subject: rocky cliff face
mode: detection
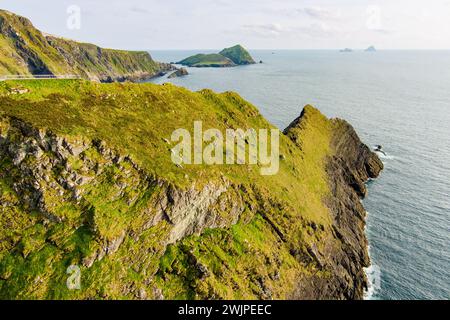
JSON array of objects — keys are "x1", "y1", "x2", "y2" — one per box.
[
  {"x1": 285, "y1": 107, "x2": 383, "y2": 299},
  {"x1": 0, "y1": 115, "x2": 247, "y2": 299},
  {"x1": 0, "y1": 81, "x2": 382, "y2": 299},
  {"x1": 0, "y1": 115, "x2": 241, "y2": 252},
  {"x1": 45, "y1": 36, "x2": 174, "y2": 83},
  {"x1": 167, "y1": 68, "x2": 189, "y2": 79},
  {"x1": 0, "y1": 10, "x2": 172, "y2": 81}
]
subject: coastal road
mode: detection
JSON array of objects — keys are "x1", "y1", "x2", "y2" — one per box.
[{"x1": 0, "y1": 75, "x2": 80, "y2": 81}]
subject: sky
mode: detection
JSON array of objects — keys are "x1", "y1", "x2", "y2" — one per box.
[{"x1": 1, "y1": 0, "x2": 450, "y2": 50}]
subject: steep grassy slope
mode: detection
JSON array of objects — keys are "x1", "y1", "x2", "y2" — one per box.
[
  {"x1": 0, "y1": 10, "x2": 70, "y2": 75},
  {"x1": 0, "y1": 10, "x2": 170, "y2": 82},
  {"x1": 0, "y1": 80, "x2": 382, "y2": 299}
]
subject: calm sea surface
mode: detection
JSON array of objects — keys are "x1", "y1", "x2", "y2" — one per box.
[{"x1": 147, "y1": 50, "x2": 450, "y2": 300}]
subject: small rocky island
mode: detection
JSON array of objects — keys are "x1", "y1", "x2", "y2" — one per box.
[
  {"x1": 340, "y1": 48, "x2": 353, "y2": 53},
  {"x1": 365, "y1": 46, "x2": 377, "y2": 52},
  {"x1": 168, "y1": 67, "x2": 189, "y2": 79},
  {"x1": 177, "y1": 44, "x2": 256, "y2": 67}
]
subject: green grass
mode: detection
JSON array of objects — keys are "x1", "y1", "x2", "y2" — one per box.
[
  {"x1": 0, "y1": 79, "x2": 337, "y2": 299},
  {"x1": 0, "y1": 80, "x2": 332, "y2": 220},
  {"x1": 178, "y1": 53, "x2": 236, "y2": 67},
  {"x1": 156, "y1": 214, "x2": 313, "y2": 299},
  {"x1": 46, "y1": 37, "x2": 161, "y2": 79},
  {"x1": 0, "y1": 36, "x2": 30, "y2": 75},
  {"x1": 0, "y1": 10, "x2": 163, "y2": 80},
  {"x1": 0, "y1": 10, "x2": 71, "y2": 75},
  {"x1": 178, "y1": 45, "x2": 256, "y2": 67},
  {"x1": 219, "y1": 45, "x2": 255, "y2": 65}
]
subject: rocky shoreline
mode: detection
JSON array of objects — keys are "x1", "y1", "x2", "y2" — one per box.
[
  {"x1": 284, "y1": 109, "x2": 383, "y2": 299},
  {"x1": 0, "y1": 10, "x2": 173, "y2": 83}
]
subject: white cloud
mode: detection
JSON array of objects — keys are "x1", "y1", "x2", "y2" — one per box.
[
  {"x1": 294, "y1": 22, "x2": 340, "y2": 38},
  {"x1": 0, "y1": 0, "x2": 449, "y2": 49},
  {"x1": 370, "y1": 28, "x2": 394, "y2": 35},
  {"x1": 241, "y1": 23, "x2": 285, "y2": 37},
  {"x1": 296, "y1": 6, "x2": 342, "y2": 20},
  {"x1": 130, "y1": 6, "x2": 151, "y2": 14}
]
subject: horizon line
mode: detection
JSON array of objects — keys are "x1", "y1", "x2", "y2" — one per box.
[{"x1": 146, "y1": 48, "x2": 450, "y2": 51}]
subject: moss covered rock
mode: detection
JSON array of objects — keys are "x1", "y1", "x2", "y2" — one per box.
[
  {"x1": 0, "y1": 80, "x2": 382, "y2": 299},
  {"x1": 0, "y1": 10, "x2": 172, "y2": 82}
]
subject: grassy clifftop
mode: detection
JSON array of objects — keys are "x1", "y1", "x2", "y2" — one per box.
[
  {"x1": 0, "y1": 10, "x2": 170, "y2": 82},
  {"x1": 219, "y1": 45, "x2": 256, "y2": 65},
  {"x1": 0, "y1": 80, "x2": 332, "y2": 221},
  {"x1": 0, "y1": 80, "x2": 382, "y2": 299}
]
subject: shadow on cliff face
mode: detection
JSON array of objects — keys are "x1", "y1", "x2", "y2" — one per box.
[{"x1": 287, "y1": 114, "x2": 383, "y2": 300}]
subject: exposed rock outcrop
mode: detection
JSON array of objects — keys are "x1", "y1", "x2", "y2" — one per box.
[
  {"x1": 285, "y1": 108, "x2": 383, "y2": 299},
  {"x1": 0, "y1": 80, "x2": 382, "y2": 300},
  {"x1": 0, "y1": 115, "x2": 246, "y2": 273},
  {"x1": 0, "y1": 10, "x2": 173, "y2": 82},
  {"x1": 167, "y1": 68, "x2": 189, "y2": 79}
]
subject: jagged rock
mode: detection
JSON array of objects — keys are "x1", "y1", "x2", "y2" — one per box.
[
  {"x1": 0, "y1": 115, "x2": 248, "y2": 272},
  {"x1": 156, "y1": 181, "x2": 245, "y2": 244},
  {"x1": 0, "y1": 9, "x2": 174, "y2": 82},
  {"x1": 137, "y1": 288, "x2": 148, "y2": 300},
  {"x1": 152, "y1": 287, "x2": 164, "y2": 300},
  {"x1": 9, "y1": 88, "x2": 29, "y2": 95},
  {"x1": 284, "y1": 107, "x2": 383, "y2": 299},
  {"x1": 0, "y1": 82, "x2": 382, "y2": 300},
  {"x1": 167, "y1": 68, "x2": 189, "y2": 79},
  {"x1": 196, "y1": 263, "x2": 210, "y2": 280}
]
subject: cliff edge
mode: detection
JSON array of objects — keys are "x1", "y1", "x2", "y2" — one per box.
[
  {"x1": 285, "y1": 106, "x2": 383, "y2": 299},
  {"x1": 0, "y1": 10, "x2": 172, "y2": 82}
]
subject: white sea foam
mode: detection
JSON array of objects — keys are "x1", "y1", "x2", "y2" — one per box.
[
  {"x1": 363, "y1": 211, "x2": 380, "y2": 300},
  {"x1": 374, "y1": 151, "x2": 396, "y2": 160},
  {"x1": 364, "y1": 265, "x2": 376, "y2": 300},
  {"x1": 364, "y1": 243, "x2": 381, "y2": 300}
]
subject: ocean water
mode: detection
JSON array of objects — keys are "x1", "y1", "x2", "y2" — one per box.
[{"x1": 147, "y1": 50, "x2": 450, "y2": 300}]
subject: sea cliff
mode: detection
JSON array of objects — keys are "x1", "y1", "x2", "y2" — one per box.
[
  {"x1": 0, "y1": 10, "x2": 172, "y2": 82},
  {"x1": 285, "y1": 108, "x2": 383, "y2": 298},
  {"x1": 0, "y1": 80, "x2": 382, "y2": 299}
]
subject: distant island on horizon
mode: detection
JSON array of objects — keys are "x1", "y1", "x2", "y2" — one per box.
[
  {"x1": 338, "y1": 46, "x2": 378, "y2": 53},
  {"x1": 177, "y1": 45, "x2": 256, "y2": 67}
]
